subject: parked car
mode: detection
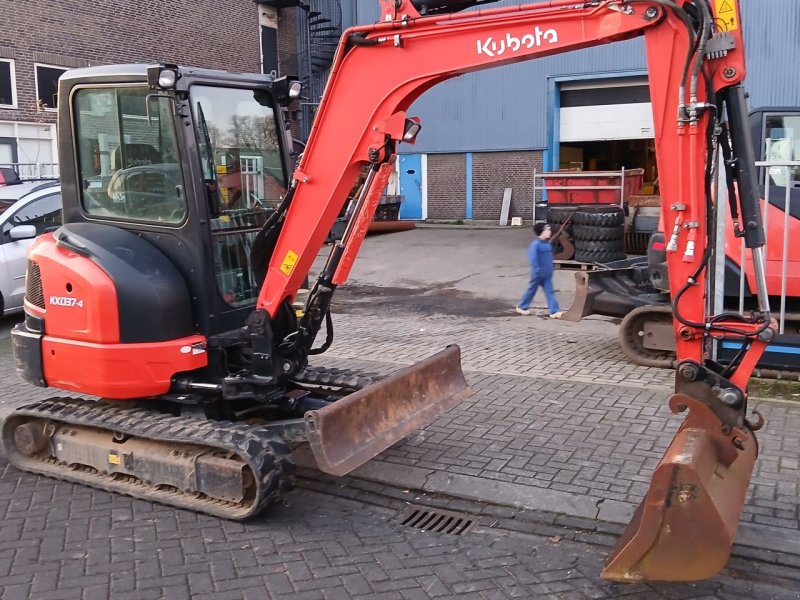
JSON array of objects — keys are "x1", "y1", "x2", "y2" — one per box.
[{"x1": 0, "y1": 180, "x2": 62, "y2": 315}]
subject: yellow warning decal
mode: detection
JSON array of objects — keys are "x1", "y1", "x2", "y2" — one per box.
[
  {"x1": 108, "y1": 453, "x2": 121, "y2": 465},
  {"x1": 280, "y1": 250, "x2": 299, "y2": 275},
  {"x1": 715, "y1": 0, "x2": 738, "y2": 31}
]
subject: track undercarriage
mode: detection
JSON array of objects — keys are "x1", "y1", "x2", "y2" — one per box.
[{"x1": 3, "y1": 351, "x2": 471, "y2": 520}]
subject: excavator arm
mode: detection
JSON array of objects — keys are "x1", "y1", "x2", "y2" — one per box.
[{"x1": 255, "y1": 0, "x2": 776, "y2": 582}]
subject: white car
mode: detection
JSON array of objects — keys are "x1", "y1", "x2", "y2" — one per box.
[{"x1": 0, "y1": 181, "x2": 62, "y2": 315}]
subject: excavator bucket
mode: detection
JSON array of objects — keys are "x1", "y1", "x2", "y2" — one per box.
[
  {"x1": 304, "y1": 345, "x2": 472, "y2": 476},
  {"x1": 562, "y1": 265, "x2": 661, "y2": 322},
  {"x1": 602, "y1": 394, "x2": 758, "y2": 582}
]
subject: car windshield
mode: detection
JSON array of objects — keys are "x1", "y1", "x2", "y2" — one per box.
[{"x1": 74, "y1": 86, "x2": 186, "y2": 224}]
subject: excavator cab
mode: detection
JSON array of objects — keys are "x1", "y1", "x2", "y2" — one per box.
[{"x1": 62, "y1": 65, "x2": 293, "y2": 336}]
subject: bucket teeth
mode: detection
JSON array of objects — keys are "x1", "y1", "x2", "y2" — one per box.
[{"x1": 602, "y1": 394, "x2": 758, "y2": 582}]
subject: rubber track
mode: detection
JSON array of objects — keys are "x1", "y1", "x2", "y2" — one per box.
[
  {"x1": 293, "y1": 365, "x2": 382, "y2": 391},
  {"x1": 2, "y1": 398, "x2": 294, "y2": 521}
]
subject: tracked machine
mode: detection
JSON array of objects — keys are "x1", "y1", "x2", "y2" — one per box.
[
  {"x1": 2, "y1": 0, "x2": 778, "y2": 583},
  {"x1": 563, "y1": 107, "x2": 800, "y2": 374}
]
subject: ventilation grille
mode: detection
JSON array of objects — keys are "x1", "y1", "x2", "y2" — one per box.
[
  {"x1": 397, "y1": 506, "x2": 475, "y2": 535},
  {"x1": 25, "y1": 261, "x2": 45, "y2": 309}
]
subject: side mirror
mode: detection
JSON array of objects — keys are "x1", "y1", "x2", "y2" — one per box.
[{"x1": 9, "y1": 225, "x2": 37, "y2": 240}]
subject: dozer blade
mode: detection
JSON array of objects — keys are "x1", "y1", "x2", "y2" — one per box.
[
  {"x1": 562, "y1": 263, "x2": 665, "y2": 323},
  {"x1": 602, "y1": 394, "x2": 758, "y2": 582},
  {"x1": 304, "y1": 345, "x2": 472, "y2": 476}
]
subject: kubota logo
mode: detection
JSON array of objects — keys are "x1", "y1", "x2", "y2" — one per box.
[
  {"x1": 50, "y1": 296, "x2": 84, "y2": 308},
  {"x1": 476, "y1": 27, "x2": 559, "y2": 57}
]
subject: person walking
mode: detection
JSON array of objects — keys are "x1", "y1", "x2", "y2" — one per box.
[{"x1": 516, "y1": 222, "x2": 564, "y2": 318}]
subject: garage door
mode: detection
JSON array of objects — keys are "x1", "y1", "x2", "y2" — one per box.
[{"x1": 559, "y1": 79, "x2": 654, "y2": 142}]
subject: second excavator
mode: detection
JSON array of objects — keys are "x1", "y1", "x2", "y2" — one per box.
[{"x1": 3, "y1": 0, "x2": 776, "y2": 583}]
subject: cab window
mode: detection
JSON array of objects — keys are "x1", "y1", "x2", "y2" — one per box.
[
  {"x1": 190, "y1": 85, "x2": 286, "y2": 306},
  {"x1": 74, "y1": 87, "x2": 186, "y2": 224},
  {"x1": 764, "y1": 114, "x2": 800, "y2": 189}
]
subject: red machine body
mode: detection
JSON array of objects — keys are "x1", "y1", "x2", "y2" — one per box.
[{"x1": 26, "y1": 234, "x2": 207, "y2": 398}]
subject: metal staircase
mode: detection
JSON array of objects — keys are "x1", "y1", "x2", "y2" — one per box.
[{"x1": 298, "y1": 0, "x2": 343, "y2": 139}]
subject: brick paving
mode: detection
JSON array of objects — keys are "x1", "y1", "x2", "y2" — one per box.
[
  {"x1": 1, "y1": 455, "x2": 799, "y2": 600},
  {"x1": 307, "y1": 312, "x2": 800, "y2": 537}
]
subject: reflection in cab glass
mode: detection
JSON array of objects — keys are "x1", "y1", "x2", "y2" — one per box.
[
  {"x1": 74, "y1": 87, "x2": 186, "y2": 224},
  {"x1": 190, "y1": 85, "x2": 287, "y2": 307},
  {"x1": 764, "y1": 115, "x2": 800, "y2": 190}
]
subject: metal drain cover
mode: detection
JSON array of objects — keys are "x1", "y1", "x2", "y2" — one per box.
[{"x1": 397, "y1": 506, "x2": 475, "y2": 535}]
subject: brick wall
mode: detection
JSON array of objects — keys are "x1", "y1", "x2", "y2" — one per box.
[
  {"x1": 471, "y1": 150, "x2": 542, "y2": 221},
  {"x1": 427, "y1": 153, "x2": 466, "y2": 219},
  {"x1": 278, "y1": 8, "x2": 299, "y2": 78},
  {"x1": 425, "y1": 150, "x2": 543, "y2": 221},
  {"x1": 0, "y1": 0, "x2": 261, "y2": 125}
]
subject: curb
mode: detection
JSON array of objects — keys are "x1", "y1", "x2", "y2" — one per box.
[{"x1": 293, "y1": 446, "x2": 800, "y2": 565}]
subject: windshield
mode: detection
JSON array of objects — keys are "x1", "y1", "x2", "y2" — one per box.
[
  {"x1": 764, "y1": 114, "x2": 800, "y2": 190},
  {"x1": 74, "y1": 87, "x2": 186, "y2": 223},
  {"x1": 190, "y1": 85, "x2": 286, "y2": 307},
  {"x1": 190, "y1": 85, "x2": 286, "y2": 214}
]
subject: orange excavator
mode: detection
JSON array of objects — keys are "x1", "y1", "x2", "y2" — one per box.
[{"x1": 2, "y1": 0, "x2": 774, "y2": 583}]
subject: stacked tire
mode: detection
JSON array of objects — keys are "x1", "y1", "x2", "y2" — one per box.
[
  {"x1": 572, "y1": 206, "x2": 626, "y2": 263},
  {"x1": 546, "y1": 206, "x2": 581, "y2": 260}
]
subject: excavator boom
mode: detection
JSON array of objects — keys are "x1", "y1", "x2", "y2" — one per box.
[{"x1": 256, "y1": 0, "x2": 774, "y2": 582}]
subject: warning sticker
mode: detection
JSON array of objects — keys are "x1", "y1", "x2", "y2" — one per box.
[
  {"x1": 108, "y1": 453, "x2": 121, "y2": 465},
  {"x1": 715, "y1": 0, "x2": 738, "y2": 31},
  {"x1": 280, "y1": 250, "x2": 299, "y2": 275}
]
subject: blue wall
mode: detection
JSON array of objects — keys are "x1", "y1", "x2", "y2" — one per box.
[{"x1": 340, "y1": 0, "x2": 800, "y2": 154}]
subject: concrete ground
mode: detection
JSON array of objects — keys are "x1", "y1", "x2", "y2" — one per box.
[{"x1": 1, "y1": 227, "x2": 800, "y2": 598}]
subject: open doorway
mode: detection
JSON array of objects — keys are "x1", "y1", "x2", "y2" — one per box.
[{"x1": 558, "y1": 138, "x2": 657, "y2": 194}]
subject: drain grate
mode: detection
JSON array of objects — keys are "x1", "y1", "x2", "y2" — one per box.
[{"x1": 397, "y1": 506, "x2": 475, "y2": 535}]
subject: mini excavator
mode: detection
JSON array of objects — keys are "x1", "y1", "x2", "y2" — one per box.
[{"x1": 4, "y1": 0, "x2": 775, "y2": 583}]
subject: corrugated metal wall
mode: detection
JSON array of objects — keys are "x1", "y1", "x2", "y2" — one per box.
[{"x1": 341, "y1": 0, "x2": 800, "y2": 153}]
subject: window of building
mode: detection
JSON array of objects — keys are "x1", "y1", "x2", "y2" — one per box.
[
  {"x1": 35, "y1": 64, "x2": 68, "y2": 111},
  {"x1": 0, "y1": 60, "x2": 15, "y2": 108}
]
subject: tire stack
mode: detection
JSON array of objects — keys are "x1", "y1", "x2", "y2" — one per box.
[
  {"x1": 572, "y1": 206, "x2": 626, "y2": 263},
  {"x1": 546, "y1": 206, "x2": 580, "y2": 260}
]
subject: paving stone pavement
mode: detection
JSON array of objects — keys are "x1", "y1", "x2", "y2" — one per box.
[
  {"x1": 1, "y1": 275, "x2": 800, "y2": 596},
  {"x1": 1, "y1": 454, "x2": 800, "y2": 600},
  {"x1": 318, "y1": 311, "x2": 676, "y2": 390},
  {"x1": 305, "y1": 312, "x2": 800, "y2": 539}
]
